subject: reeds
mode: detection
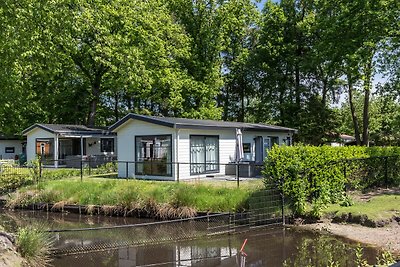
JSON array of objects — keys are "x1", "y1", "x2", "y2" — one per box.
[
  {"x1": 16, "y1": 226, "x2": 54, "y2": 267},
  {"x1": 6, "y1": 178, "x2": 257, "y2": 216}
]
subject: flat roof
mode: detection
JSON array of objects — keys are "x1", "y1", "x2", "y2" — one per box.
[
  {"x1": 110, "y1": 113, "x2": 298, "y2": 133},
  {"x1": 0, "y1": 133, "x2": 24, "y2": 140},
  {"x1": 22, "y1": 124, "x2": 116, "y2": 137}
]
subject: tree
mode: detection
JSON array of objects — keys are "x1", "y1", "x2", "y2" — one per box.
[
  {"x1": 316, "y1": 0, "x2": 399, "y2": 146},
  {"x1": 218, "y1": 0, "x2": 259, "y2": 122}
]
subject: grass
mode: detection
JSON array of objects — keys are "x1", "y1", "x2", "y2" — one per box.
[
  {"x1": 16, "y1": 226, "x2": 53, "y2": 267},
  {"x1": 7, "y1": 178, "x2": 264, "y2": 214},
  {"x1": 323, "y1": 194, "x2": 400, "y2": 221}
]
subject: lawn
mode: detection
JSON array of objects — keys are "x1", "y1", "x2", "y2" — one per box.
[{"x1": 323, "y1": 192, "x2": 400, "y2": 221}]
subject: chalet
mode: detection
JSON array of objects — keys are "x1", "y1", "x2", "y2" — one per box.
[
  {"x1": 109, "y1": 113, "x2": 297, "y2": 180},
  {"x1": 22, "y1": 124, "x2": 116, "y2": 167}
]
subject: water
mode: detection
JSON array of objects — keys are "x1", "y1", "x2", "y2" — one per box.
[{"x1": 0, "y1": 210, "x2": 382, "y2": 266}]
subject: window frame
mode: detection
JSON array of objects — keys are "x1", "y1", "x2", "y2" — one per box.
[
  {"x1": 100, "y1": 138, "x2": 115, "y2": 153},
  {"x1": 134, "y1": 134, "x2": 173, "y2": 177},
  {"x1": 189, "y1": 135, "x2": 220, "y2": 175},
  {"x1": 5, "y1": 147, "x2": 15, "y2": 153}
]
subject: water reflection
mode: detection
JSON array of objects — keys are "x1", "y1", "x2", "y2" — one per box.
[
  {"x1": 0, "y1": 210, "x2": 382, "y2": 267},
  {"x1": 51, "y1": 228, "x2": 380, "y2": 267}
]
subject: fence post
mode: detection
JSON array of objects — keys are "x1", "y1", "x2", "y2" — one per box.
[
  {"x1": 88, "y1": 157, "x2": 91, "y2": 176},
  {"x1": 281, "y1": 177, "x2": 285, "y2": 226},
  {"x1": 177, "y1": 162, "x2": 180, "y2": 183},
  {"x1": 80, "y1": 159, "x2": 83, "y2": 182},
  {"x1": 125, "y1": 162, "x2": 128, "y2": 179},
  {"x1": 384, "y1": 156, "x2": 388, "y2": 187},
  {"x1": 39, "y1": 157, "x2": 42, "y2": 181},
  {"x1": 236, "y1": 163, "x2": 239, "y2": 188}
]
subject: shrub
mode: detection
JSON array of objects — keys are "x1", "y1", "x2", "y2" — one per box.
[
  {"x1": 16, "y1": 226, "x2": 53, "y2": 267},
  {"x1": 263, "y1": 145, "x2": 400, "y2": 216}
]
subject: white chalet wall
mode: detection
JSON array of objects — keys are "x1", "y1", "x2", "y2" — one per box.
[
  {"x1": 115, "y1": 119, "x2": 175, "y2": 180},
  {"x1": 176, "y1": 128, "x2": 236, "y2": 180},
  {"x1": 26, "y1": 128, "x2": 55, "y2": 162},
  {"x1": 0, "y1": 140, "x2": 24, "y2": 160}
]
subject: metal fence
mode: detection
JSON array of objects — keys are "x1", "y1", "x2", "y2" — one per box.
[
  {"x1": 299, "y1": 155, "x2": 400, "y2": 189},
  {"x1": 47, "y1": 185, "x2": 284, "y2": 256},
  {"x1": 7, "y1": 158, "x2": 265, "y2": 187}
]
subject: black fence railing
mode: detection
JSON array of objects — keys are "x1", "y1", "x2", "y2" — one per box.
[
  {"x1": 116, "y1": 161, "x2": 265, "y2": 188},
  {"x1": 44, "y1": 184, "x2": 284, "y2": 256},
  {"x1": 3, "y1": 155, "x2": 400, "y2": 191},
  {"x1": 295, "y1": 155, "x2": 400, "y2": 190}
]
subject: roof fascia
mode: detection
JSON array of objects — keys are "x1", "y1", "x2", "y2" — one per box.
[
  {"x1": 109, "y1": 114, "x2": 175, "y2": 132},
  {"x1": 22, "y1": 124, "x2": 55, "y2": 135}
]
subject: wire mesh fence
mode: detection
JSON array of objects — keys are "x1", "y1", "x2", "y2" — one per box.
[{"x1": 47, "y1": 184, "x2": 284, "y2": 256}]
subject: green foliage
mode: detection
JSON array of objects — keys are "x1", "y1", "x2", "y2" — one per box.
[
  {"x1": 16, "y1": 226, "x2": 53, "y2": 267},
  {"x1": 0, "y1": 162, "x2": 33, "y2": 194},
  {"x1": 264, "y1": 145, "x2": 400, "y2": 216},
  {"x1": 89, "y1": 162, "x2": 118, "y2": 175},
  {"x1": 8, "y1": 178, "x2": 260, "y2": 213}
]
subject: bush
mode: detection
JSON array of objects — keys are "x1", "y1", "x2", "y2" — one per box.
[
  {"x1": 263, "y1": 145, "x2": 400, "y2": 216},
  {"x1": 16, "y1": 226, "x2": 53, "y2": 267}
]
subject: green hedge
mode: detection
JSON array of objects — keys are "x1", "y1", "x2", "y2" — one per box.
[{"x1": 263, "y1": 145, "x2": 400, "y2": 216}]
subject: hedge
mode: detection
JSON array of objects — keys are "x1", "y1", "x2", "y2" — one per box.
[{"x1": 263, "y1": 145, "x2": 400, "y2": 216}]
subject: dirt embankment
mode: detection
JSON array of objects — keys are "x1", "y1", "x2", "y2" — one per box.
[
  {"x1": 0, "y1": 232, "x2": 24, "y2": 267},
  {"x1": 298, "y1": 220, "x2": 400, "y2": 257}
]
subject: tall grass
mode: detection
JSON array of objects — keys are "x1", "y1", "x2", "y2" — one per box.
[
  {"x1": 16, "y1": 226, "x2": 53, "y2": 267},
  {"x1": 7, "y1": 178, "x2": 262, "y2": 215}
]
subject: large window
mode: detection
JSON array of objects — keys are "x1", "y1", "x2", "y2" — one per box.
[
  {"x1": 101, "y1": 138, "x2": 114, "y2": 153},
  {"x1": 135, "y1": 135, "x2": 172, "y2": 176},
  {"x1": 190, "y1": 135, "x2": 219, "y2": 175}
]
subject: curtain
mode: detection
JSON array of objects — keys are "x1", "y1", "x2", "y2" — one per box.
[
  {"x1": 205, "y1": 137, "x2": 218, "y2": 171},
  {"x1": 190, "y1": 136, "x2": 205, "y2": 174},
  {"x1": 190, "y1": 136, "x2": 218, "y2": 174}
]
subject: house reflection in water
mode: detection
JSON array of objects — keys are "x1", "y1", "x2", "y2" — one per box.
[{"x1": 117, "y1": 244, "x2": 238, "y2": 267}]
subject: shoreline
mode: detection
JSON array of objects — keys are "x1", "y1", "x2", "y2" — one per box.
[
  {"x1": 0, "y1": 232, "x2": 24, "y2": 266},
  {"x1": 297, "y1": 220, "x2": 400, "y2": 258}
]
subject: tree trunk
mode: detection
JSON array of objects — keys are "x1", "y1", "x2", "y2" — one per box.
[
  {"x1": 222, "y1": 85, "x2": 230, "y2": 121},
  {"x1": 295, "y1": 64, "x2": 301, "y2": 107},
  {"x1": 86, "y1": 74, "x2": 102, "y2": 127},
  {"x1": 114, "y1": 93, "x2": 119, "y2": 123},
  {"x1": 322, "y1": 77, "x2": 328, "y2": 107},
  {"x1": 239, "y1": 79, "x2": 245, "y2": 122},
  {"x1": 362, "y1": 59, "x2": 373, "y2": 146},
  {"x1": 347, "y1": 73, "x2": 361, "y2": 145}
]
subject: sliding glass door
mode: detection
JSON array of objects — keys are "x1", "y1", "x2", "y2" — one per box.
[{"x1": 190, "y1": 135, "x2": 219, "y2": 175}]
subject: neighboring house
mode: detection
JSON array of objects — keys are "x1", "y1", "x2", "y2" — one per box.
[
  {"x1": 109, "y1": 113, "x2": 297, "y2": 181},
  {"x1": 330, "y1": 134, "x2": 356, "y2": 147},
  {"x1": 0, "y1": 134, "x2": 26, "y2": 160},
  {"x1": 22, "y1": 124, "x2": 117, "y2": 167}
]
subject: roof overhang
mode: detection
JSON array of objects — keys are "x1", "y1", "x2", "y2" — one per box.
[
  {"x1": 110, "y1": 113, "x2": 298, "y2": 134},
  {"x1": 22, "y1": 124, "x2": 55, "y2": 135},
  {"x1": 22, "y1": 124, "x2": 116, "y2": 137},
  {"x1": 109, "y1": 114, "x2": 174, "y2": 132}
]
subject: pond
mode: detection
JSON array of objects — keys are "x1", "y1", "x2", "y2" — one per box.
[{"x1": 0, "y1": 210, "x2": 382, "y2": 266}]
